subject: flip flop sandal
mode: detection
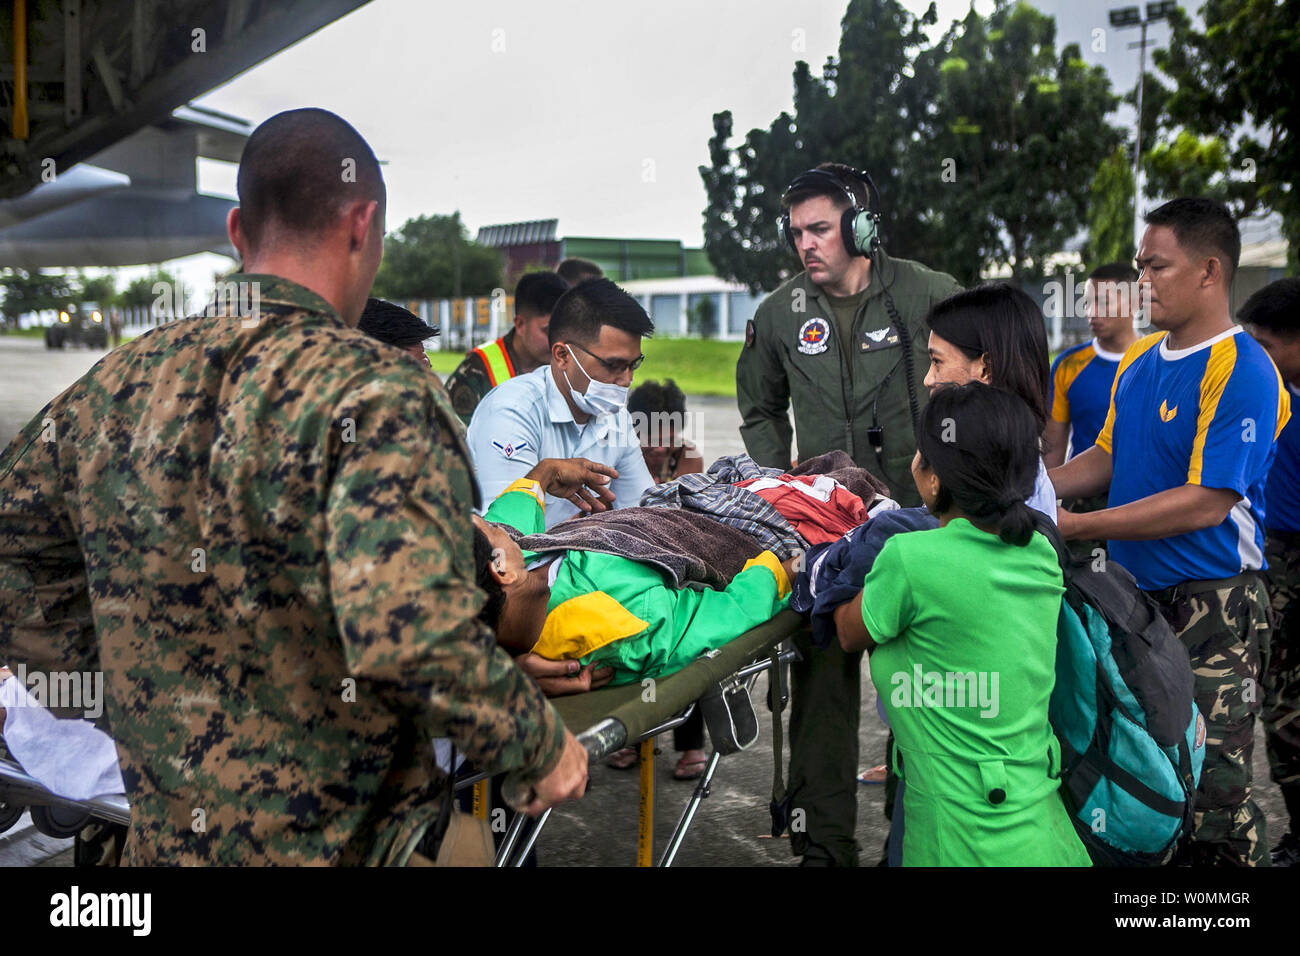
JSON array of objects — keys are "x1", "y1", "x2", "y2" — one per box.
[
  {"x1": 673, "y1": 756, "x2": 709, "y2": 780},
  {"x1": 605, "y1": 747, "x2": 639, "y2": 770}
]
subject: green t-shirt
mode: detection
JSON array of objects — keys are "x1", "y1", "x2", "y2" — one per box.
[
  {"x1": 824, "y1": 287, "x2": 868, "y2": 381},
  {"x1": 861, "y1": 518, "x2": 1090, "y2": 867}
]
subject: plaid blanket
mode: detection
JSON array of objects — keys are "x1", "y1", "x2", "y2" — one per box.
[{"x1": 638, "y1": 454, "x2": 807, "y2": 559}]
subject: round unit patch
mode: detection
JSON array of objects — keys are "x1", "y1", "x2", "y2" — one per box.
[{"x1": 797, "y1": 317, "x2": 830, "y2": 355}]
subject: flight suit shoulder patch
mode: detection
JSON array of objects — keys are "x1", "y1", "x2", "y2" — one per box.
[{"x1": 797, "y1": 317, "x2": 830, "y2": 355}]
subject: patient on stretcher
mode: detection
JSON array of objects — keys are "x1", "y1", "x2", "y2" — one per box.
[{"x1": 474, "y1": 478, "x2": 798, "y2": 690}]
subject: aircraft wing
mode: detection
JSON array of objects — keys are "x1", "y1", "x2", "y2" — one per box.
[{"x1": 1, "y1": 0, "x2": 373, "y2": 200}]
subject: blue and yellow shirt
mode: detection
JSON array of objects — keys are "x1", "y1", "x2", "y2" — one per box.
[
  {"x1": 1097, "y1": 327, "x2": 1291, "y2": 590},
  {"x1": 1049, "y1": 339, "x2": 1126, "y2": 457},
  {"x1": 1265, "y1": 382, "x2": 1300, "y2": 534},
  {"x1": 483, "y1": 480, "x2": 790, "y2": 685}
]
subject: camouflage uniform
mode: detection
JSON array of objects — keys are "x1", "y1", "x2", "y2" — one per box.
[
  {"x1": 1153, "y1": 576, "x2": 1272, "y2": 866},
  {"x1": 444, "y1": 329, "x2": 524, "y2": 425},
  {"x1": 0, "y1": 274, "x2": 566, "y2": 866},
  {"x1": 1264, "y1": 531, "x2": 1300, "y2": 826}
]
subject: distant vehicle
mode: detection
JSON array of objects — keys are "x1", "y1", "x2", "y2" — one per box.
[{"x1": 44, "y1": 302, "x2": 108, "y2": 350}]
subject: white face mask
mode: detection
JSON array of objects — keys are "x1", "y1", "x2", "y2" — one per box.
[{"x1": 562, "y1": 344, "x2": 629, "y2": 417}]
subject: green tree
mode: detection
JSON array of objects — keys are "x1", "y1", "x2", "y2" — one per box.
[
  {"x1": 119, "y1": 270, "x2": 180, "y2": 312},
  {"x1": 924, "y1": 2, "x2": 1123, "y2": 282},
  {"x1": 0, "y1": 269, "x2": 77, "y2": 326},
  {"x1": 700, "y1": 0, "x2": 940, "y2": 292},
  {"x1": 699, "y1": 0, "x2": 1123, "y2": 290},
  {"x1": 77, "y1": 272, "x2": 118, "y2": 306},
  {"x1": 1085, "y1": 146, "x2": 1136, "y2": 268},
  {"x1": 688, "y1": 296, "x2": 718, "y2": 338},
  {"x1": 371, "y1": 213, "x2": 503, "y2": 300},
  {"x1": 1145, "y1": 0, "x2": 1300, "y2": 269}
]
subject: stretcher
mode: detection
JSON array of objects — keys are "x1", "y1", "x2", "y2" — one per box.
[{"x1": 0, "y1": 609, "x2": 804, "y2": 866}]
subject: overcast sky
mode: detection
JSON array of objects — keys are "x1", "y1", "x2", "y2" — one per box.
[
  {"x1": 190, "y1": 0, "x2": 1170, "y2": 245},
  {"x1": 149, "y1": 0, "x2": 1174, "y2": 291}
]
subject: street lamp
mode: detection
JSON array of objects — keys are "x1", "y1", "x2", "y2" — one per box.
[{"x1": 1110, "y1": 2, "x2": 1177, "y2": 250}]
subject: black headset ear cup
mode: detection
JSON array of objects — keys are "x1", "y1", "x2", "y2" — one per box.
[{"x1": 780, "y1": 211, "x2": 797, "y2": 254}]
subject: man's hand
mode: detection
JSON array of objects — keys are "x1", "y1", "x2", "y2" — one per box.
[
  {"x1": 521, "y1": 728, "x2": 589, "y2": 816},
  {"x1": 527, "y1": 458, "x2": 619, "y2": 512},
  {"x1": 515, "y1": 653, "x2": 615, "y2": 696},
  {"x1": 1058, "y1": 483, "x2": 1238, "y2": 542}
]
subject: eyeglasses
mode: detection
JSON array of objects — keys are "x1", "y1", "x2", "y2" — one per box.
[{"x1": 567, "y1": 341, "x2": 645, "y2": 376}]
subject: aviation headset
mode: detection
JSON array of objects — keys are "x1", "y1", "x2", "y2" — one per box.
[{"x1": 778, "y1": 167, "x2": 882, "y2": 258}]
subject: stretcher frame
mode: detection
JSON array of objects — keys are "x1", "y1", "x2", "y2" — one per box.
[
  {"x1": 0, "y1": 609, "x2": 804, "y2": 866},
  {"x1": 489, "y1": 608, "x2": 803, "y2": 866}
]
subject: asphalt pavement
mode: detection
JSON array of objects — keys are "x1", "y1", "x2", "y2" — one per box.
[{"x1": 0, "y1": 336, "x2": 110, "y2": 449}]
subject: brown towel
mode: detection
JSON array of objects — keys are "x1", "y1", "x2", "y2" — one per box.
[{"x1": 503, "y1": 507, "x2": 765, "y2": 590}]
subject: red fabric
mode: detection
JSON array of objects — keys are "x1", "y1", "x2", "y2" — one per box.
[{"x1": 735, "y1": 474, "x2": 868, "y2": 544}]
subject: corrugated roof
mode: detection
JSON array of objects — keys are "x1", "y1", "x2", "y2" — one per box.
[{"x1": 475, "y1": 219, "x2": 558, "y2": 247}]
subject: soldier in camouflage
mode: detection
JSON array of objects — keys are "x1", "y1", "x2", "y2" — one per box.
[
  {"x1": 0, "y1": 108, "x2": 588, "y2": 865},
  {"x1": 737, "y1": 163, "x2": 959, "y2": 867},
  {"x1": 1240, "y1": 278, "x2": 1300, "y2": 865},
  {"x1": 1263, "y1": 534, "x2": 1300, "y2": 864}
]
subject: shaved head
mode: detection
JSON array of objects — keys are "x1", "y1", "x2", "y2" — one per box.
[{"x1": 236, "y1": 108, "x2": 385, "y2": 251}]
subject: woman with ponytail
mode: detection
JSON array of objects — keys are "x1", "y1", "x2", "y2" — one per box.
[{"x1": 835, "y1": 383, "x2": 1090, "y2": 866}]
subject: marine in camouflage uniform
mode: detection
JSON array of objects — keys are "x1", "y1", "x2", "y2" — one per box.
[
  {"x1": 1152, "y1": 577, "x2": 1272, "y2": 867},
  {"x1": 444, "y1": 328, "x2": 525, "y2": 425},
  {"x1": 0, "y1": 274, "x2": 567, "y2": 866}
]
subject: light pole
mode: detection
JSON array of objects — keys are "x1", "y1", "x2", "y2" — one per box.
[{"x1": 1109, "y1": 2, "x2": 1177, "y2": 252}]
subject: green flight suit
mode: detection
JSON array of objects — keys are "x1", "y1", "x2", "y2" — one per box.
[{"x1": 736, "y1": 251, "x2": 960, "y2": 866}]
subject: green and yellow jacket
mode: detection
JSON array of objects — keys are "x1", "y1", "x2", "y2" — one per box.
[{"x1": 484, "y1": 479, "x2": 791, "y2": 685}]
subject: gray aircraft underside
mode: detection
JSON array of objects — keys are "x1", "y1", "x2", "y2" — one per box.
[{"x1": 0, "y1": 0, "x2": 372, "y2": 269}]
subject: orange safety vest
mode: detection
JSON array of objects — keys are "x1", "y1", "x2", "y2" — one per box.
[{"x1": 472, "y1": 337, "x2": 516, "y2": 387}]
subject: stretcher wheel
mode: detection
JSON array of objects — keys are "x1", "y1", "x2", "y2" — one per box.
[
  {"x1": 29, "y1": 804, "x2": 91, "y2": 839},
  {"x1": 0, "y1": 801, "x2": 25, "y2": 835}
]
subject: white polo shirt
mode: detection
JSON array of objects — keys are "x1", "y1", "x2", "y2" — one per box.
[{"x1": 466, "y1": 365, "x2": 656, "y2": 527}]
